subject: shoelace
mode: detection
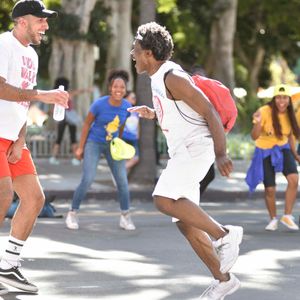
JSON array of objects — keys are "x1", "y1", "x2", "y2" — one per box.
[
  {"x1": 12, "y1": 266, "x2": 30, "y2": 284},
  {"x1": 215, "y1": 241, "x2": 230, "y2": 260},
  {"x1": 201, "y1": 280, "x2": 219, "y2": 297}
]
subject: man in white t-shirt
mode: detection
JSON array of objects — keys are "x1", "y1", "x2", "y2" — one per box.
[
  {"x1": 129, "y1": 22, "x2": 243, "y2": 299},
  {"x1": 0, "y1": 0, "x2": 68, "y2": 295}
]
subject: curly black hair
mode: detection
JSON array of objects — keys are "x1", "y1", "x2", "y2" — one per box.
[
  {"x1": 107, "y1": 69, "x2": 129, "y2": 86},
  {"x1": 135, "y1": 22, "x2": 173, "y2": 61},
  {"x1": 54, "y1": 77, "x2": 69, "y2": 91}
]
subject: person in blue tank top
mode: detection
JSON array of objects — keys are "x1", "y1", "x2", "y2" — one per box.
[{"x1": 65, "y1": 70, "x2": 136, "y2": 231}]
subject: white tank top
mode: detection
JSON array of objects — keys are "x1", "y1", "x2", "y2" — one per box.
[{"x1": 150, "y1": 61, "x2": 211, "y2": 158}]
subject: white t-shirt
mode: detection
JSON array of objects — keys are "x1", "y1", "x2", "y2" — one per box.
[
  {"x1": 150, "y1": 61, "x2": 211, "y2": 158},
  {"x1": 0, "y1": 31, "x2": 38, "y2": 141}
]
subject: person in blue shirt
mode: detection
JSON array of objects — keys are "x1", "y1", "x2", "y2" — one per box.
[
  {"x1": 65, "y1": 70, "x2": 135, "y2": 231},
  {"x1": 122, "y1": 91, "x2": 140, "y2": 174}
]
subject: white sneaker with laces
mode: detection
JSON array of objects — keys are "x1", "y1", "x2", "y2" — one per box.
[
  {"x1": 120, "y1": 212, "x2": 136, "y2": 230},
  {"x1": 265, "y1": 218, "x2": 278, "y2": 231},
  {"x1": 280, "y1": 215, "x2": 299, "y2": 230},
  {"x1": 213, "y1": 225, "x2": 243, "y2": 273},
  {"x1": 199, "y1": 273, "x2": 240, "y2": 300},
  {"x1": 65, "y1": 211, "x2": 79, "y2": 230}
]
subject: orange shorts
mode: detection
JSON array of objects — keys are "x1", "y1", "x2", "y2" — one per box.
[{"x1": 0, "y1": 138, "x2": 37, "y2": 179}]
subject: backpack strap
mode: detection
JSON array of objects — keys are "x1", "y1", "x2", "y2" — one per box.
[
  {"x1": 163, "y1": 68, "x2": 204, "y2": 126},
  {"x1": 163, "y1": 69, "x2": 176, "y2": 100}
]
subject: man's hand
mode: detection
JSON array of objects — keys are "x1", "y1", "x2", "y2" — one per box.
[
  {"x1": 127, "y1": 105, "x2": 155, "y2": 119},
  {"x1": 7, "y1": 139, "x2": 24, "y2": 164},
  {"x1": 215, "y1": 154, "x2": 233, "y2": 177},
  {"x1": 34, "y1": 89, "x2": 69, "y2": 108}
]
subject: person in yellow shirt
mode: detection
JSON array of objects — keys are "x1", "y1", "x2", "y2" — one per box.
[{"x1": 246, "y1": 84, "x2": 300, "y2": 231}]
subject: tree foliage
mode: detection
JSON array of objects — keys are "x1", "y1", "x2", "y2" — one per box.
[{"x1": 0, "y1": 0, "x2": 14, "y2": 32}]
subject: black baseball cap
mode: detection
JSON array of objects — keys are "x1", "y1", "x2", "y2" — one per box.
[{"x1": 12, "y1": 0, "x2": 58, "y2": 19}]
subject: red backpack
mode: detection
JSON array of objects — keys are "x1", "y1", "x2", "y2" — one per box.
[{"x1": 164, "y1": 70, "x2": 238, "y2": 132}]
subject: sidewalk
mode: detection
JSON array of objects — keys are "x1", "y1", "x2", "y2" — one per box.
[{"x1": 35, "y1": 158, "x2": 296, "y2": 201}]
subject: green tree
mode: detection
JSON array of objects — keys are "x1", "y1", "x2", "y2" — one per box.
[{"x1": 0, "y1": 0, "x2": 14, "y2": 32}]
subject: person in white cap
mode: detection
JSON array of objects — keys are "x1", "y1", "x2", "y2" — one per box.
[
  {"x1": 0, "y1": 0, "x2": 68, "y2": 295},
  {"x1": 129, "y1": 22, "x2": 243, "y2": 300},
  {"x1": 246, "y1": 84, "x2": 300, "y2": 231}
]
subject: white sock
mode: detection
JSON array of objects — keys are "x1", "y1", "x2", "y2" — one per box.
[{"x1": 0, "y1": 235, "x2": 25, "y2": 269}]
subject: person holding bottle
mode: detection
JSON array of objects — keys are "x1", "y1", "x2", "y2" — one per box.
[
  {"x1": 246, "y1": 84, "x2": 300, "y2": 231},
  {"x1": 0, "y1": 0, "x2": 68, "y2": 294},
  {"x1": 65, "y1": 70, "x2": 135, "y2": 231}
]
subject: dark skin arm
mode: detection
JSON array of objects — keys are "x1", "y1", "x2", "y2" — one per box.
[
  {"x1": 75, "y1": 112, "x2": 95, "y2": 160},
  {"x1": 164, "y1": 70, "x2": 232, "y2": 177}
]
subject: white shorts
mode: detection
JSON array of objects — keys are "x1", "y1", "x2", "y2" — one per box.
[{"x1": 153, "y1": 136, "x2": 215, "y2": 222}]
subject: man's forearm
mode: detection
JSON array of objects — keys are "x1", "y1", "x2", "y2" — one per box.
[
  {"x1": 0, "y1": 80, "x2": 38, "y2": 102},
  {"x1": 206, "y1": 110, "x2": 227, "y2": 156}
]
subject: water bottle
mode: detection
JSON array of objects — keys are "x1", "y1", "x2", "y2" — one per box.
[{"x1": 53, "y1": 85, "x2": 65, "y2": 121}]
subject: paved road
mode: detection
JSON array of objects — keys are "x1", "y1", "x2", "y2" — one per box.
[{"x1": 0, "y1": 198, "x2": 300, "y2": 300}]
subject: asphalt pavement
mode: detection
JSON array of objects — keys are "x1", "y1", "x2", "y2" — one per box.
[
  {"x1": 0, "y1": 158, "x2": 300, "y2": 299},
  {"x1": 0, "y1": 199, "x2": 299, "y2": 300}
]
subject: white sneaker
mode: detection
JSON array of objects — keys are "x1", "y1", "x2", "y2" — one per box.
[
  {"x1": 71, "y1": 158, "x2": 81, "y2": 166},
  {"x1": 49, "y1": 157, "x2": 60, "y2": 165},
  {"x1": 120, "y1": 212, "x2": 136, "y2": 230},
  {"x1": 265, "y1": 218, "x2": 278, "y2": 231},
  {"x1": 213, "y1": 225, "x2": 243, "y2": 273},
  {"x1": 65, "y1": 211, "x2": 79, "y2": 230},
  {"x1": 199, "y1": 273, "x2": 240, "y2": 300},
  {"x1": 0, "y1": 283, "x2": 8, "y2": 295},
  {"x1": 280, "y1": 215, "x2": 299, "y2": 230}
]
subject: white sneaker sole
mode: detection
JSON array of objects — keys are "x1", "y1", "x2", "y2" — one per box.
[
  {"x1": 280, "y1": 220, "x2": 299, "y2": 231},
  {"x1": 0, "y1": 285, "x2": 8, "y2": 296},
  {"x1": 0, "y1": 276, "x2": 38, "y2": 293},
  {"x1": 220, "y1": 226, "x2": 243, "y2": 273},
  {"x1": 66, "y1": 223, "x2": 79, "y2": 230},
  {"x1": 120, "y1": 224, "x2": 136, "y2": 231}
]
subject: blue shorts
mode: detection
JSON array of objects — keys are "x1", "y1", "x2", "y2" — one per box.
[{"x1": 263, "y1": 149, "x2": 298, "y2": 187}]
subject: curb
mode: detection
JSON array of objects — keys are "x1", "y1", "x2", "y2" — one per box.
[{"x1": 45, "y1": 189, "x2": 284, "y2": 202}]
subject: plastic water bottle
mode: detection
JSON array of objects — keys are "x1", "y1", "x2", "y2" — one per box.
[{"x1": 53, "y1": 85, "x2": 65, "y2": 121}]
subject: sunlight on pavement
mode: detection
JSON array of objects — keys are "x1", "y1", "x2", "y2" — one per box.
[{"x1": 232, "y1": 249, "x2": 300, "y2": 290}]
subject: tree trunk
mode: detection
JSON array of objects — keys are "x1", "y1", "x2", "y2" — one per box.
[
  {"x1": 130, "y1": 0, "x2": 157, "y2": 183},
  {"x1": 206, "y1": 0, "x2": 237, "y2": 91},
  {"x1": 104, "y1": 0, "x2": 133, "y2": 90},
  {"x1": 49, "y1": 38, "x2": 95, "y2": 117},
  {"x1": 48, "y1": 0, "x2": 97, "y2": 119},
  {"x1": 249, "y1": 45, "x2": 265, "y2": 93}
]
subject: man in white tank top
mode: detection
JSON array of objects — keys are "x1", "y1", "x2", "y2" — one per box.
[
  {"x1": 129, "y1": 22, "x2": 243, "y2": 299},
  {"x1": 0, "y1": 1, "x2": 68, "y2": 295}
]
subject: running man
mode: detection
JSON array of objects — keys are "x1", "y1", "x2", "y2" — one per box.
[
  {"x1": 129, "y1": 22, "x2": 243, "y2": 299},
  {"x1": 0, "y1": 0, "x2": 68, "y2": 295}
]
